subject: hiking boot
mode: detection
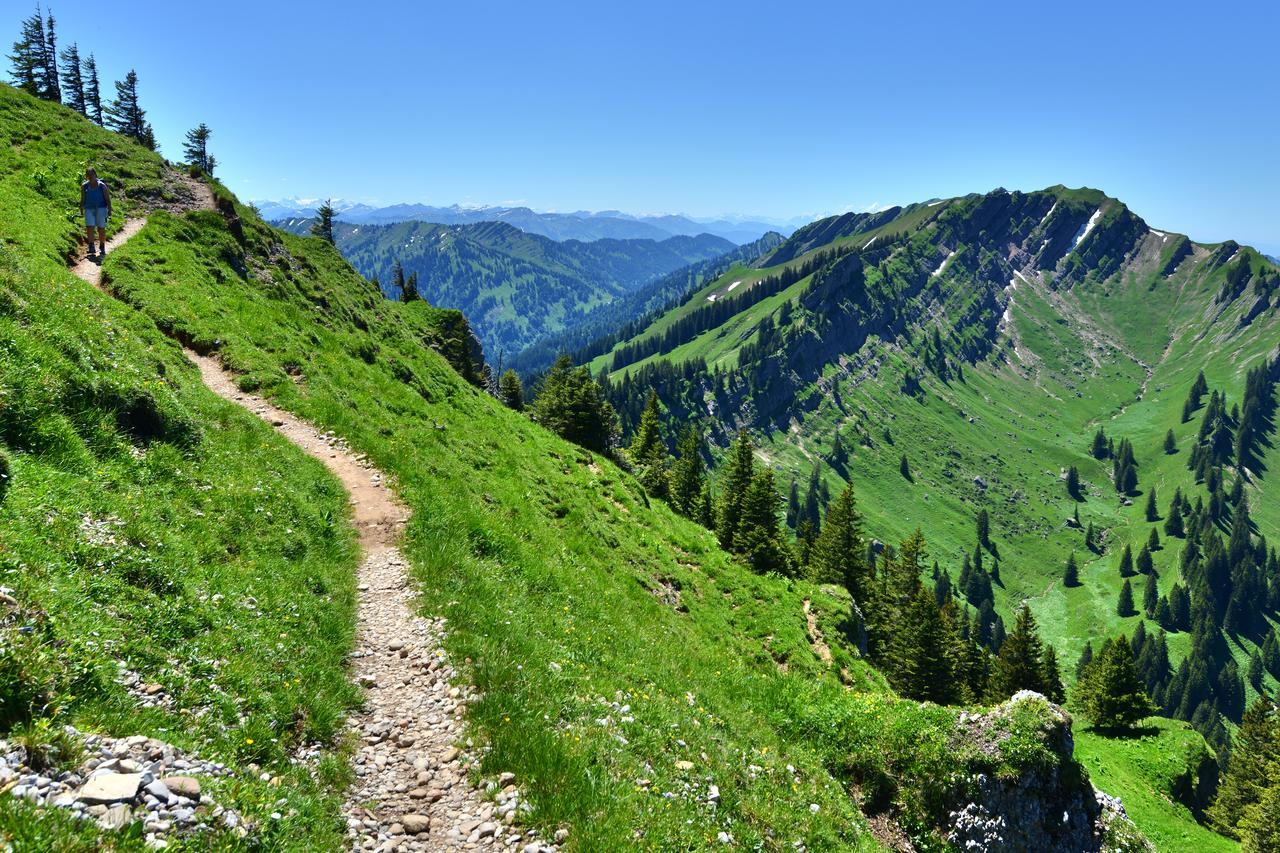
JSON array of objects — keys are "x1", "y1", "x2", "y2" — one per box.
[{"x1": 87, "y1": 244, "x2": 97, "y2": 257}]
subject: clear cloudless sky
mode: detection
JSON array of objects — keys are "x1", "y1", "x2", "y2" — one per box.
[{"x1": 36, "y1": 0, "x2": 1280, "y2": 251}]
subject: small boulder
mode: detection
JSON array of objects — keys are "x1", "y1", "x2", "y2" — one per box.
[
  {"x1": 401, "y1": 814, "x2": 431, "y2": 835},
  {"x1": 77, "y1": 772, "x2": 143, "y2": 805},
  {"x1": 159, "y1": 776, "x2": 201, "y2": 799}
]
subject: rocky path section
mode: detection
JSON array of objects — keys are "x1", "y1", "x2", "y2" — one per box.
[{"x1": 68, "y1": 198, "x2": 558, "y2": 851}]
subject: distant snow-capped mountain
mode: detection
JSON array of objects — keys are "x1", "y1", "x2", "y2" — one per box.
[{"x1": 250, "y1": 198, "x2": 796, "y2": 244}]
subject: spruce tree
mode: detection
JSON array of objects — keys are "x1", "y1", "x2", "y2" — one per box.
[
  {"x1": 1117, "y1": 579, "x2": 1136, "y2": 617},
  {"x1": 976, "y1": 508, "x2": 990, "y2": 551},
  {"x1": 1264, "y1": 631, "x2": 1280, "y2": 680},
  {"x1": 1147, "y1": 527, "x2": 1160, "y2": 552},
  {"x1": 1063, "y1": 552, "x2": 1080, "y2": 587},
  {"x1": 498, "y1": 369, "x2": 524, "y2": 412},
  {"x1": 1091, "y1": 427, "x2": 1109, "y2": 459},
  {"x1": 1076, "y1": 636, "x2": 1157, "y2": 730},
  {"x1": 1066, "y1": 465, "x2": 1082, "y2": 500},
  {"x1": 1247, "y1": 652, "x2": 1264, "y2": 690},
  {"x1": 1144, "y1": 573, "x2": 1159, "y2": 619},
  {"x1": 58, "y1": 41, "x2": 84, "y2": 114},
  {"x1": 716, "y1": 432, "x2": 756, "y2": 553},
  {"x1": 697, "y1": 481, "x2": 714, "y2": 530},
  {"x1": 890, "y1": 584, "x2": 956, "y2": 704},
  {"x1": 992, "y1": 605, "x2": 1048, "y2": 699},
  {"x1": 811, "y1": 484, "x2": 865, "y2": 597},
  {"x1": 670, "y1": 425, "x2": 707, "y2": 521},
  {"x1": 310, "y1": 199, "x2": 336, "y2": 244},
  {"x1": 403, "y1": 271, "x2": 419, "y2": 301},
  {"x1": 105, "y1": 69, "x2": 156, "y2": 148},
  {"x1": 1041, "y1": 645, "x2": 1066, "y2": 703},
  {"x1": 529, "y1": 356, "x2": 619, "y2": 454},
  {"x1": 1118, "y1": 544, "x2": 1134, "y2": 577},
  {"x1": 8, "y1": 8, "x2": 46, "y2": 96},
  {"x1": 628, "y1": 389, "x2": 668, "y2": 499},
  {"x1": 899, "y1": 453, "x2": 912, "y2": 481},
  {"x1": 1136, "y1": 544, "x2": 1153, "y2": 575},
  {"x1": 41, "y1": 9, "x2": 59, "y2": 103},
  {"x1": 1208, "y1": 698, "x2": 1280, "y2": 837},
  {"x1": 83, "y1": 53, "x2": 102, "y2": 124},
  {"x1": 1164, "y1": 429, "x2": 1178, "y2": 454},
  {"x1": 183, "y1": 123, "x2": 215, "y2": 174},
  {"x1": 738, "y1": 469, "x2": 789, "y2": 575},
  {"x1": 785, "y1": 478, "x2": 800, "y2": 528},
  {"x1": 1239, "y1": 783, "x2": 1280, "y2": 853},
  {"x1": 392, "y1": 260, "x2": 406, "y2": 295},
  {"x1": 1164, "y1": 496, "x2": 1185, "y2": 537},
  {"x1": 1145, "y1": 487, "x2": 1159, "y2": 521}
]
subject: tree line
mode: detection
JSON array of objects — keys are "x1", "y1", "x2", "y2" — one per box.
[{"x1": 9, "y1": 6, "x2": 217, "y2": 173}]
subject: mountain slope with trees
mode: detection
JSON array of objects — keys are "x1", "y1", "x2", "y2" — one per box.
[
  {"x1": 273, "y1": 217, "x2": 736, "y2": 360},
  {"x1": 0, "y1": 81, "x2": 1167, "y2": 850}
]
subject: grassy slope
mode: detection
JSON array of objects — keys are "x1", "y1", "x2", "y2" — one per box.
[
  {"x1": 79, "y1": 120, "x2": 1132, "y2": 851},
  {"x1": 1075, "y1": 718, "x2": 1235, "y2": 853},
  {"x1": 0, "y1": 87, "x2": 361, "y2": 849},
  {"x1": 592, "y1": 188, "x2": 1278, "y2": 848}
]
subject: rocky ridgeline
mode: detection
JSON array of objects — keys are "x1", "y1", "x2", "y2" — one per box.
[{"x1": 0, "y1": 727, "x2": 244, "y2": 848}]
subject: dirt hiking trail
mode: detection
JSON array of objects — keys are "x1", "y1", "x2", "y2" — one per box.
[{"x1": 70, "y1": 183, "x2": 557, "y2": 851}]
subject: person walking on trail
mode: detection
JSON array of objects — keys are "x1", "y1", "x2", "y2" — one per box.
[{"x1": 80, "y1": 167, "x2": 112, "y2": 257}]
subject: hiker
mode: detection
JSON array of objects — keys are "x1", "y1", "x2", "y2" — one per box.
[{"x1": 81, "y1": 167, "x2": 112, "y2": 257}]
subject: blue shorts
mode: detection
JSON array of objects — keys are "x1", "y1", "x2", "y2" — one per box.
[{"x1": 85, "y1": 207, "x2": 109, "y2": 228}]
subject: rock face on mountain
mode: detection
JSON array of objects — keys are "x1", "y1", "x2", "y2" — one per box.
[{"x1": 945, "y1": 693, "x2": 1148, "y2": 852}]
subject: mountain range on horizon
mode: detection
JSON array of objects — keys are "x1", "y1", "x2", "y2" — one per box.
[{"x1": 252, "y1": 196, "x2": 805, "y2": 244}]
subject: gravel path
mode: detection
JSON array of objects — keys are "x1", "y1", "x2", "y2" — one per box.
[{"x1": 68, "y1": 191, "x2": 556, "y2": 851}]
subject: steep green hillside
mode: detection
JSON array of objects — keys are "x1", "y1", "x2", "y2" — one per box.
[
  {"x1": 594, "y1": 187, "x2": 1280, "y2": 768},
  {"x1": 0, "y1": 84, "x2": 1163, "y2": 850},
  {"x1": 275, "y1": 216, "x2": 735, "y2": 360},
  {"x1": 0, "y1": 83, "x2": 364, "y2": 850}
]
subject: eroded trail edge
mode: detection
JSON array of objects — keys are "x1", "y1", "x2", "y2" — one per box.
[{"x1": 72, "y1": 206, "x2": 556, "y2": 851}]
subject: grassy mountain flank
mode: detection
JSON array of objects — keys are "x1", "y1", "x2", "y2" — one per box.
[
  {"x1": 0, "y1": 83, "x2": 363, "y2": 849},
  {"x1": 1, "y1": 84, "x2": 1149, "y2": 850},
  {"x1": 593, "y1": 185, "x2": 1280, "y2": 844},
  {"x1": 273, "y1": 216, "x2": 735, "y2": 361}
]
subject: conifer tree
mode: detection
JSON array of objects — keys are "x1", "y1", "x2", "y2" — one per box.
[
  {"x1": 716, "y1": 432, "x2": 757, "y2": 553},
  {"x1": 811, "y1": 484, "x2": 865, "y2": 596},
  {"x1": 403, "y1": 271, "x2": 419, "y2": 302},
  {"x1": 105, "y1": 69, "x2": 156, "y2": 148},
  {"x1": 1118, "y1": 543, "x2": 1134, "y2": 577},
  {"x1": 899, "y1": 453, "x2": 912, "y2": 481},
  {"x1": 1239, "y1": 783, "x2": 1280, "y2": 853},
  {"x1": 1041, "y1": 645, "x2": 1066, "y2": 703},
  {"x1": 976, "y1": 508, "x2": 990, "y2": 551},
  {"x1": 41, "y1": 9, "x2": 58, "y2": 103},
  {"x1": 785, "y1": 478, "x2": 800, "y2": 528},
  {"x1": 1066, "y1": 465, "x2": 1082, "y2": 500},
  {"x1": 697, "y1": 481, "x2": 714, "y2": 529},
  {"x1": 1136, "y1": 544, "x2": 1153, "y2": 576},
  {"x1": 83, "y1": 52, "x2": 102, "y2": 124},
  {"x1": 1209, "y1": 698, "x2": 1280, "y2": 837},
  {"x1": 8, "y1": 8, "x2": 47, "y2": 96},
  {"x1": 1076, "y1": 636, "x2": 1157, "y2": 730},
  {"x1": 889, "y1": 584, "x2": 956, "y2": 704},
  {"x1": 1145, "y1": 487, "x2": 1159, "y2": 522},
  {"x1": 392, "y1": 260, "x2": 406, "y2": 295},
  {"x1": 58, "y1": 41, "x2": 84, "y2": 114},
  {"x1": 1117, "y1": 579, "x2": 1136, "y2": 616},
  {"x1": 1063, "y1": 552, "x2": 1080, "y2": 587},
  {"x1": 1164, "y1": 494, "x2": 1185, "y2": 537},
  {"x1": 628, "y1": 389, "x2": 668, "y2": 499},
  {"x1": 310, "y1": 199, "x2": 336, "y2": 244},
  {"x1": 1146, "y1": 527, "x2": 1160, "y2": 552},
  {"x1": 738, "y1": 468, "x2": 789, "y2": 575},
  {"x1": 1091, "y1": 427, "x2": 1109, "y2": 459},
  {"x1": 1247, "y1": 652, "x2": 1264, "y2": 690},
  {"x1": 530, "y1": 356, "x2": 619, "y2": 454},
  {"x1": 1144, "y1": 573, "x2": 1159, "y2": 619},
  {"x1": 1164, "y1": 429, "x2": 1178, "y2": 454},
  {"x1": 670, "y1": 425, "x2": 707, "y2": 521},
  {"x1": 1085, "y1": 521, "x2": 1098, "y2": 553},
  {"x1": 1264, "y1": 631, "x2": 1280, "y2": 680},
  {"x1": 498, "y1": 369, "x2": 524, "y2": 412},
  {"x1": 992, "y1": 605, "x2": 1049, "y2": 699},
  {"x1": 182, "y1": 123, "x2": 216, "y2": 174}
]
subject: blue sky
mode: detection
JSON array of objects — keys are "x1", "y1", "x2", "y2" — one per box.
[{"x1": 40, "y1": 0, "x2": 1280, "y2": 251}]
